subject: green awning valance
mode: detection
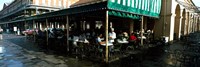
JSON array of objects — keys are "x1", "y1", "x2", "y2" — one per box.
[
  {"x1": 108, "y1": 10, "x2": 141, "y2": 19},
  {"x1": 107, "y1": 0, "x2": 162, "y2": 18}
]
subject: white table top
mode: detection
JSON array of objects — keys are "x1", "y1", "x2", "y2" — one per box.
[
  {"x1": 101, "y1": 43, "x2": 113, "y2": 46},
  {"x1": 78, "y1": 39, "x2": 89, "y2": 43},
  {"x1": 138, "y1": 36, "x2": 146, "y2": 39},
  {"x1": 117, "y1": 40, "x2": 129, "y2": 44}
]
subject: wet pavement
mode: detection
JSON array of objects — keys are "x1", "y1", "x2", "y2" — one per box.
[
  {"x1": 0, "y1": 33, "x2": 200, "y2": 67},
  {"x1": 0, "y1": 34, "x2": 101, "y2": 67}
]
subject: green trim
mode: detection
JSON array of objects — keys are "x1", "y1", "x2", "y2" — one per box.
[{"x1": 108, "y1": 10, "x2": 141, "y2": 19}]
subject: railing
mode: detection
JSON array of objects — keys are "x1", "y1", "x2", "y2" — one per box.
[{"x1": 0, "y1": 4, "x2": 28, "y2": 19}]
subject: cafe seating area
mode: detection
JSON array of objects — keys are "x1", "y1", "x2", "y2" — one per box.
[{"x1": 25, "y1": 27, "x2": 166, "y2": 62}]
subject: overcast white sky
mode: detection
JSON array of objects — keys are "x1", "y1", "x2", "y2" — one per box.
[{"x1": 193, "y1": 0, "x2": 200, "y2": 7}]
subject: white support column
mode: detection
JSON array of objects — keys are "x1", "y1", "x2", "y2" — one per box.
[
  {"x1": 193, "y1": 16, "x2": 195, "y2": 32},
  {"x1": 105, "y1": 10, "x2": 109, "y2": 63},
  {"x1": 199, "y1": 18, "x2": 200, "y2": 31},
  {"x1": 185, "y1": 12, "x2": 189, "y2": 35},
  {"x1": 188, "y1": 13, "x2": 192, "y2": 34},
  {"x1": 178, "y1": 16, "x2": 182, "y2": 39},
  {"x1": 189, "y1": 13, "x2": 193, "y2": 34},
  {"x1": 169, "y1": 14, "x2": 176, "y2": 42},
  {"x1": 195, "y1": 17, "x2": 198, "y2": 32},
  {"x1": 194, "y1": 17, "x2": 197, "y2": 32}
]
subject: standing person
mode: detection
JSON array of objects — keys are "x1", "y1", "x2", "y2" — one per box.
[
  {"x1": 109, "y1": 28, "x2": 116, "y2": 43},
  {"x1": 0, "y1": 27, "x2": 3, "y2": 40},
  {"x1": 108, "y1": 28, "x2": 116, "y2": 52}
]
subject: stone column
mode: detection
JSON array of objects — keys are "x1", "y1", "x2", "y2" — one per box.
[
  {"x1": 195, "y1": 17, "x2": 197, "y2": 32},
  {"x1": 199, "y1": 18, "x2": 200, "y2": 31},
  {"x1": 169, "y1": 14, "x2": 176, "y2": 42},
  {"x1": 195, "y1": 17, "x2": 198, "y2": 32},
  {"x1": 185, "y1": 12, "x2": 189, "y2": 35},
  {"x1": 174, "y1": 15, "x2": 182, "y2": 40},
  {"x1": 181, "y1": 17, "x2": 186, "y2": 35},
  {"x1": 189, "y1": 14, "x2": 193, "y2": 33}
]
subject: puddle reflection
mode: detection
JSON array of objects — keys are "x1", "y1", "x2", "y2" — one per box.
[
  {"x1": 0, "y1": 46, "x2": 4, "y2": 54},
  {"x1": 6, "y1": 60, "x2": 23, "y2": 67}
]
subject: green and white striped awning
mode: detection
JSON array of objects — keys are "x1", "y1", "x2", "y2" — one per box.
[{"x1": 107, "y1": 0, "x2": 162, "y2": 18}]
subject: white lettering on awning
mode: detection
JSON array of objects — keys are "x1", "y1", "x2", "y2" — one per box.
[
  {"x1": 118, "y1": 0, "x2": 121, "y2": 4},
  {"x1": 136, "y1": 0, "x2": 138, "y2": 8},
  {"x1": 147, "y1": 0, "x2": 150, "y2": 11},
  {"x1": 138, "y1": 0, "x2": 141, "y2": 9},
  {"x1": 142, "y1": 0, "x2": 145, "y2": 10},
  {"x1": 132, "y1": 0, "x2": 135, "y2": 8},
  {"x1": 123, "y1": 0, "x2": 126, "y2": 5},
  {"x1": 128, "y1": 0, "x2": 131, "y2": 7},
  {"x1": 111, "y1": 0, "x2": 115, "y2": 2}
]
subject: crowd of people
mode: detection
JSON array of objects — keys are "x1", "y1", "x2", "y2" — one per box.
[
  {"x1": 67, "y1": 26, "x2": 155, "y2": 52},
  {"x1": 20, "y1": 25, "x2": 155, "y2": 54}
]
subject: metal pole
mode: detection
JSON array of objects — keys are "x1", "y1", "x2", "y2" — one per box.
[
  {"x1": 66, "y1": 16, "x2": 69, "y2": 52},
  {"x1": 46, "y1": 18, "x2": 49, "y2": 46},
  {"x1": 105, "y1": 10, "x2": 109, "y2": 63},
  {"x1": 33, "y1": 20, "x2": 36, "y2": 42},
  {"x1": 141, "y1": 16, "x2": 144, "y2": 46},
  {"x1": 24, "y1": 9, "x2": 27, "y2": 30},
  {"x1": 25, "y1": 20, "x2": 27, "y2": 30}
]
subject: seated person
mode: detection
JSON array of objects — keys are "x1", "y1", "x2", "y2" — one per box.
[
  {"x1": 129, "y1": 33, "x2": 137, "y2": 41},
  {"x1": 129, "y1": 33, "x2": 138, "y2": 49},
  {"x1": 96, "y1": 34, "x2": 105, "y2": 45},
  {"x1": 122, "y1": 32, "x2": 129, "y2": 41},
  {"x1": 95, "y1": 34, "x2": 105, "y2": 53},
  {"x1": 119, "y1": 33, "x2": 129, "y2": 41}
]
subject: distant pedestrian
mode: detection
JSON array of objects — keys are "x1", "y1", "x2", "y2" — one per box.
[{"x1": 0, "y1": 27, "x2": 3, "y2": 40}]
